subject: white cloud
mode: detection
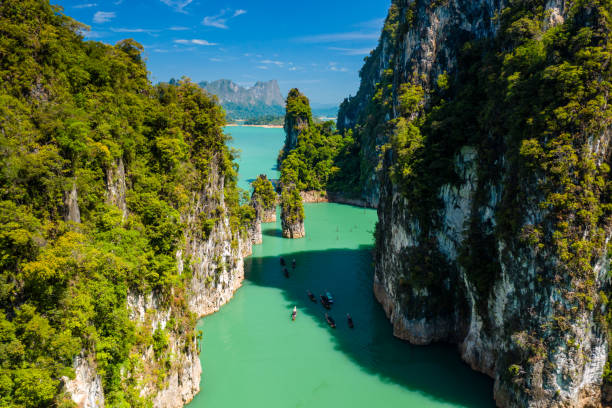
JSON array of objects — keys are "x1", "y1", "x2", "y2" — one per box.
[
  {"x1": 169, "y1": 26, "x2": 189, "y2": 31},
  {"x1": 160, "y1": 0, "x2": 193, "y2": 13},
  {"x1": 257, "y1": 66, "x2": 268, "y2": 70},
  {"x1": 74, "y1": 3, "x2": 97, "y2": 8},
  {"x1": 174, "y1": 39, "x2": 217, "y2": 46},
  {"x1": 202, "y1": 9, "x2": 247, "y2": 29},
  {"x1": 192, "y1": 39, "x2": 216, "y2": 45},
  {"x1": 329, "y1": 62, "x2": 348, "y2": 72},
  {"x1": 328, "y1": 47, "x2": 374, "y2": 55},
  {"x1": 259, "y1": 59, "x2": 284, "y2": 67},
  {"x1": 82, "y1": 30, "x2": 106, "y2": 38},
  {"x1": 111, "y1": 28, "x2": 159, "y2": 33},
  {"x1": 297, "y1": 31, "x2": 379, "y2": 43},
  {"x1": 93, "y1": 11, "x2": 115, "y2": 23},
  {"x1": 209, "y1": 58, "x2": 223, "y2": 62},
  {"x1": 203, "y1": 16, "x2": 227, "y2": 29}
]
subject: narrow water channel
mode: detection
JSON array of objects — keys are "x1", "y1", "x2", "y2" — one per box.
[{"x1": 187, "y1": 126, "x2": 494, "y2": 408}]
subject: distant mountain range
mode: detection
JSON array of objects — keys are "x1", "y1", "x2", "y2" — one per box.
[
  {"x1": 198, "y1": 79, "x2": 285, "y2": 121},
  {"x1": 196, "y1": 79, "x2": 339, "y2": 123}
]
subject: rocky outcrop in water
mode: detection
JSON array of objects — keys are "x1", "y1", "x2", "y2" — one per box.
[
  {"x1": 251, "y1": 174, "x2": 277, "y2": 227},
  {"x1": 281, "y1": 185, "x2": 305, "y2": 239},
  {"x1": 281, "y1": 217, "x2": 305, "y2": 239},
  {"x1": 342, "y1": 0, "x2": 612, "y2": 406}
]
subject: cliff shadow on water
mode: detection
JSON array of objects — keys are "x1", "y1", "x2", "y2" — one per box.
[{"x1": 244, "y1": 224, "x2": 494, "y2": 407}]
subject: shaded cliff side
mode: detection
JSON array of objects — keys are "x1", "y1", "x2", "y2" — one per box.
[{"x1": 340, "y1": 0, "x2": 612, "y2": 406}]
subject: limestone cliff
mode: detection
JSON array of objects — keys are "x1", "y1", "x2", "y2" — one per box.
[
  {"x1": 281, "y1": 186, "x2": 306, "y2": 239},
  {"x1": 280, "y1": 89, "x2": 313, "y2": 163},
  {"x1": 341, "y1": 0, "x2": 612, "y2": 406},
  {"x1": 65, "y1": 152, "x2": 258, "y2": 407}
]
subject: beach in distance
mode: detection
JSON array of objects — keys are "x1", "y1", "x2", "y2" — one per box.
[{"x1": 226, "y1": 124, "x2": 284, "y2": 128}]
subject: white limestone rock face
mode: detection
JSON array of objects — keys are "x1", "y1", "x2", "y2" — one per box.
[
  {"x1": 63, "y1": 353, "x2": 105, "y2": 408},
  {"x1": 365, "y1": 1, "x2": 611, "y2": 407},
  {"x1": 69, "y1": 154, "x2": 251, "y2": 408},
  {"x1": 64, "y1": 182, "x2": 81, "y2": 223},
  {"x1": 152, "y1": 341, "x2": 202, "y2": 408},
  {"x1": 105, "y1": 157, "x2": 128, "y2": 219},
  {"x1": 281, "y1": 218, "x2": 306, "y2": 239}
]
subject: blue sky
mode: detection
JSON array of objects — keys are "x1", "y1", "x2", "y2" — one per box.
[{"x1": 54, "y1": 0, "x2": 391, "y2": 105}]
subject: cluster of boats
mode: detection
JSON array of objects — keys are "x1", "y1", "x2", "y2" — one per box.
[{"x1": 281, "y1": 257, "x2": 354, "y2": 329}]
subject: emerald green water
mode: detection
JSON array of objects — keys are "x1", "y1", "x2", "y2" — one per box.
[{"x1": 187, "y1": 126, "x2": 494, "y2": 407}]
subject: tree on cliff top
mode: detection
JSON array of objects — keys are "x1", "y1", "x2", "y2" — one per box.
[
  {"x1": 280, "y1": 185, "x2": 304, "y2": 224},
  {"x1": 279, "y1": 88, "x2": 313, "y2": 164},
  {"x1": 251, "y1": 174, "x2": 276, "y2": 211},
  {"x1": 285, "y1": 88, "x2": 313, "y2": 127}
]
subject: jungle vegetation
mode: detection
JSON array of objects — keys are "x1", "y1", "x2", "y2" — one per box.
[{"x1": 0, "y1": 1, "x2": 252, "y2": 406}]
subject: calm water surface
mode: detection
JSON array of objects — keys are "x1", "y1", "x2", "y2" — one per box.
[{"x1": 187, "y1": 126, "x2": 494, "y2": 408}]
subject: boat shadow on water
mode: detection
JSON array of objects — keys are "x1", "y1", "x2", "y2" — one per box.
[{"x1": 245, "y1": 246, "x2": 495, "y2": 408}]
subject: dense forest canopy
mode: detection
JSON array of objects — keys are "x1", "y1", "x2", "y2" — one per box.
[{"x1": 0, "y1": 1, "x2": 252, "y2": 406}]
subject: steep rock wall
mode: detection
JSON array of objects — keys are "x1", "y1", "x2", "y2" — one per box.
[
  {"x1": 62, "y1": 353, "x2": 105, "y2": 408},
  {"x1": 345, "y1": 0, "x2": 612, "y2": 406},
  {"x1": 66, "y1": 154, "x2": 255, "y2": 407}
]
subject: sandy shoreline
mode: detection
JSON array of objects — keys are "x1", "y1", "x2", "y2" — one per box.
[{"x1": 226, "y1": 124, "x2": 283, "y2": 129}]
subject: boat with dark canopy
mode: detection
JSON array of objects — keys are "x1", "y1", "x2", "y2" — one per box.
[
  {"x1": 347, "y1": 313, "x2": 354, "y2": 329},
  {"x1": 283, "y1": 268, "x2": 289, "y2": 278},
  {"x1": 280, "y1": 257, "x2": 286, "y2": 266},
  {"x1": 325, "y1": 313, "x2": 336, "y2": 328},
  {"x1": 307, "y1": 290, "x2": 317, "y2": 303},
  {"x1": 320, "y1": 294, "x2": 331, "y2": 309}
]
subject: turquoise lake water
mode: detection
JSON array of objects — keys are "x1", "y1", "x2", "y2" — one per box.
[{"x1": 186, "y1": 126, "x2": 494, "y2": 407}]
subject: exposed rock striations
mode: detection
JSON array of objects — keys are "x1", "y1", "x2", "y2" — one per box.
[
  {"x1": 281, "y1": 186, "x2": 305, "y2": 239},
  {"x1": 341, "y1": 0, "x2": 612, "y2": 406}
]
